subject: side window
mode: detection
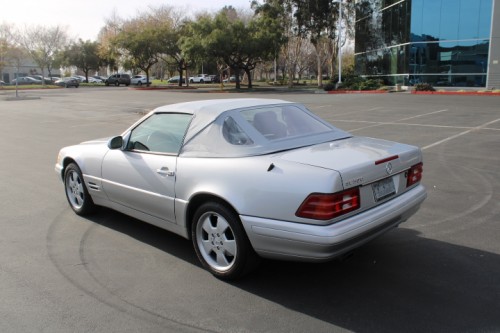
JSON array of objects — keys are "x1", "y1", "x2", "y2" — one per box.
[
  {"x1": 222, "y1": 116, "x2": 253, "y2": 145},
  {"x1": 127, "y1": 113, "x2": 192, "y2": 154}
]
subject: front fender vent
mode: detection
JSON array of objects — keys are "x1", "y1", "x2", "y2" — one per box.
[{"x1": 87, "y1": 182, "x2": 100, "y2": 191}]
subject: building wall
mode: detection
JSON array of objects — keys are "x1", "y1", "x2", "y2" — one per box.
[
  {"x1": 1, "y1": 59, "x2": 61, "y2": 84},
  {"x1": 487, "y1": 0, "x2": 500, "y2": 88},
  {"x1": 355, "y1": 0, "x2": 496, "y2": 87}
]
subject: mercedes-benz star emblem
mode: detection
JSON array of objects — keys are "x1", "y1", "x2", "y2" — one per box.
[{"x1": 386, "y1": 162, "x2": 393, "y2": 175}]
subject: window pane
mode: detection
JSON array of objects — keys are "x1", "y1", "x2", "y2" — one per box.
[
  {"x1": 128, "y1": 113, "x2": 191, "y2": 154},
  {"x1": 222, "y1": 117, "x2": 253, "y2": 145},
  {"x1": 478, "y1": 0, "x2": 493, "y2": 38},
  {"x1": 411, "y1": 0, "x2": 424, "y2": 39},
  {"x1": 458, "y1": 0, "x2": 480, "y2": 39},
  {"x1": 241, "y1": 106, "x2": 331, "y2": 141},
  {"x1": 421, "y1": 0, "x2": 441, "y2": 40},
  {"x1": 440, "y1": 0, "x2": 459, "y2": 40}
]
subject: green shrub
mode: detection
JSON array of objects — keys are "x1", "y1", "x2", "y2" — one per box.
[
  {"x1": 414, "y1": 83, "x2": 435, "y2": 91},
  {"x1": 323, "y1": 75, "x2": 384, "y2": 91},
  {"x1": 323, "y1": 82, "x2": 335, "y2": 91},
  {"x1": 358, "y1": 79, "x2": 384, "y2": 90}
]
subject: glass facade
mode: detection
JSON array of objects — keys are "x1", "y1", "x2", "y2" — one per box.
[{"x1": 355, "y1": 0, "x2": 493, "y2": 86}]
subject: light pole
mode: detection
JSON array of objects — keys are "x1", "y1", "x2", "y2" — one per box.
[
  {"x1": 339, "y1": 0, "x2": 342, "y2": 84},
  {"x1": 338, "y1": 0, "x2": 343, "y2": 86}
]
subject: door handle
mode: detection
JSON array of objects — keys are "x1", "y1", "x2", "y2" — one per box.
[{"x1": 156, "y1": 167, "x2": 175, "y2": 177}]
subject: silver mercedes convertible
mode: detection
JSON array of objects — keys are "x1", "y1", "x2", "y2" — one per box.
[{"x1": 55, "y1": 98, "x2": 426, "y2": 279}]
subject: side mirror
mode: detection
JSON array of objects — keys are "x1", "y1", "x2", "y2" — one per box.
[{"x1": 108, "y1": 136, "x2": 123, "y2": 150}]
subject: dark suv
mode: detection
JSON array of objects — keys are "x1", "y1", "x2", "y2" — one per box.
[{"x1": 105, "y1": 74, "x2": 131, "y2": 86}]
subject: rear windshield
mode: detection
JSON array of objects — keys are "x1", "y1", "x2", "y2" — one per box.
[
  {"x1": 238, "y1": 105, "x2": 331, "y2": 141},
  {"x1": 180, "y1": 103, "x2": 350, "y2": 157}
]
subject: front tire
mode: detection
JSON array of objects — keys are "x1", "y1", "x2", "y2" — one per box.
[
  {"x1": 64, "y1": 163, "x2": 97, "y2": 215},
  {"x1": 192, "y1": 202, "x2": 259, "y2": 280}
]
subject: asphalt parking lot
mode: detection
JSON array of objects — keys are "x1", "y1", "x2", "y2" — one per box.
[{"x1": 1, "y1": 87, "x2": 499, "y2": 332}]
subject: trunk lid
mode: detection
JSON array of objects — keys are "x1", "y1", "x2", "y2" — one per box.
[{"x1": 278, "y1": 137, "x2": 422, "y2": 189}]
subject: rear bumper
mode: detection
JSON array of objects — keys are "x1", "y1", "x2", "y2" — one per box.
[{"x1": 240, "y1": 184, "x2": 426, "y2": 261}]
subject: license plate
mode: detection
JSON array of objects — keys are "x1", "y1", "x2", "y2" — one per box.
[{"x1": 372, "y1": 177, "x2": 396, "y2": 202}]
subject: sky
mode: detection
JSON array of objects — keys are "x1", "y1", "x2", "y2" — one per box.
[{"x1": 1, "y1": 0, "x2": 253, "y2": 41}]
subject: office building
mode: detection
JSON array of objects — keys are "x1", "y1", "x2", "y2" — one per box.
[{"x1": 355, "y1": 0, "x2": 499, "y2": 88}]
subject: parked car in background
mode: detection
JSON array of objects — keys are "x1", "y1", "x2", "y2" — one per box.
[
  {"x1": 55, "y1": 98, "x2": 426, "y2": 280},
  {"x1": 93, "y1": 75, "x2": 107, "y2": 82},
  {"x1": 29, "y1": 75, "x2": 54, "y2": 84},
  {"x1": 12, "y1": 77, "x2": 42, "y2": 85},
  {"x1": 105, "y1": 74, "x2": 131, "y2": 86},
  {"x1": 54, "y1": 77, "x2": 80, "y2": 88},
  {"x1": 131, "y1": 75, "x2": 150, "y2": 86},
  {"x1": 0, "y1": 80, "x2": 5, "y2": 86},
  {"x1": 167, "y1": 76, "x2": 185, "y2": 84},
  {"x1": 189, "y1": 74, "x2": 211, "y2": 83},
  {"x1": 223, "y1": 76, "x2": 239, "y2": 83},
  {"x1": 87, "y1": 77, "x2": 103, "y2": 83},
  {"x1": 209, "y1": 75, "x2": 221, "y2": 83}
]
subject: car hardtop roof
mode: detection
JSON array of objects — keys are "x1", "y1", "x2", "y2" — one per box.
[{"x1": 152, "y1": 98, "x2": 294, "y2": 116}]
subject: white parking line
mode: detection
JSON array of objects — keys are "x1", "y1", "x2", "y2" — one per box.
[
  {"x1": 347, "y1": 109, "x2": 450, "y2": 132},
  {"x1": 333, "y1": 106, "x2": 386, "y2": 118},
  {"x1": 422, "y1": 118, "x2": 500, "y2": 150}
]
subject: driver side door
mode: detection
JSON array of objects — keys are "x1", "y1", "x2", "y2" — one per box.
[{"x1": 101, "y1": 112, "x2": 192, "y2": 224}]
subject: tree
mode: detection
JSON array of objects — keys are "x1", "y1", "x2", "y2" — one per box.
[
  {"x1": 6, "y1": 45, "x2": 27, "y2": 97},
  {"x1": 63, "y1": 40, "x2": 101, "y2": 82},
  {"x1": 108, "y1": 6, "x2": 188, "y2": 85},
  {"x1": 182, "y1": 8, "x2": 281, "y2": 89},
  {"x1": 0, "y1": 23, "x2": 15, "y2": 82},
  {"x1": 114, "y1": 22, "x2": 163, "y2": 85},
  {"x1": 158, "y1": 25, "x2": 190, "y2": 87},
  {"x1": 16, "y1": 25, "x2": 68, "y2": 81},
  {"x1": 293, "y1": 0, "x2": 355, "y2": 86},
  {"x1": 97, "y1": 11, "x2": 124, "y2": 74},
  {"x1": 252, "y1": 0, "x2": 293, "y2": 86}
]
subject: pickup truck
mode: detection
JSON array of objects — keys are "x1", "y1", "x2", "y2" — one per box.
[{"x1": 189, "y1": 74, "x2": 212, "y2": 83}]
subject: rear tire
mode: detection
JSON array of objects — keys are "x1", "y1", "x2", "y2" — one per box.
[
  {"x1": 64, "y1": 163, "x2": 97, "y2": 216},
  {"x1": 192, "y1": 202, "x2": 259, "y2": 280}
]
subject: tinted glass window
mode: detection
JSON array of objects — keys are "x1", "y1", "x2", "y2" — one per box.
[
  {"x1": 356, "y1": 0, "x2": 492, "y2": 87},
  {"x1": 421, "y1": 0, "x2": 441, "y2": 40},
  {"x1": 440, "y1": 0, "x2": 459, "y2": 40},
  {"x1": 458, "y1": 0, "x2": 480, "y2": 39},
  {"x1": 478, "y1": 0, "x2": 493, "y2": 38}
]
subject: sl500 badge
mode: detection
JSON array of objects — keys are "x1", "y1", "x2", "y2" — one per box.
[{"x1": 344, "y1": 177, "x2": 364, "y2": 187}]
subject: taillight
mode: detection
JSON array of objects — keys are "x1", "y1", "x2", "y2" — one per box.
[
  {"x1": 296, "y1": 188, "x2": 360, "y2": 220},
  {"x1": 406, "y1": 162, "x2": 423, "y2": 187}
]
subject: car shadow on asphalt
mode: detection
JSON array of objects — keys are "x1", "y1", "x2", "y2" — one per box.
[{"x1": 87, "y1": 208, "x2": 500, "y2": 332}]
